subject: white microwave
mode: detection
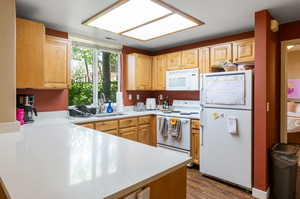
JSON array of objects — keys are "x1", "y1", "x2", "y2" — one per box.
[{"x1": 166, "y1": 68, "x2": 199, "y2": 91}]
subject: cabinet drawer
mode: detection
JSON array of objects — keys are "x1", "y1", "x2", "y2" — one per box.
[
  {"x1": 119, "y1": 127, "x2": 138, "y2": 141},
  {"x1": 95, "y1": 120, "x2": 118, "y2": 131},
  {"x1": 119, "y1": 117, "x2": 138, "y2": 128},
  {"x1": 192, "y1": 120, "x2": 200, "y2": 129},
  {"x1": 79, "y1": 123, "x2": 94, "y2": 129},
  {"x1": 139, "y1": 116, "x2": 152, "y2": 125},
  {"x1": 105, "y1": 129, "x2": 118, "y2": 136}
]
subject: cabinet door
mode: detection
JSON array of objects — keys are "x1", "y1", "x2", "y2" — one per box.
[
  {"x1": 16, "y1": 18, "x2": 45, "y2": 88},
  {"x1": 182, "y1": 49, "x2": 198, "y2": 69},
  {"x1": 95, "y1": 120, "x2": 118, "y2": 131},
  {"x1": 105, "y1": 129, "x2": 118, "y2": 136},
  {"x1": 44, "y1": 35, "x2": 70, "y2": 88},
  {"x1": 233, "y1": 38, "x2": 255, "y2": 63},
  {"x1": 79, "y1": 123, "x2": 94, "y2": 129},
  {"x1": 198, "y1": 47, "x2": 210, "y2": 73},
  {"x1": 167, "y1": 52, "x2": 182, "y2": 70},
  {"x1": 191, "y1": 129, "x2": 200, "y2": 165},
  {"x1": 120, "y1": 127, "x2": 138, "y2": 141},
  {"x1": 138, "y1": 125, "x2": 151, "y2": 145},
  {"x1": 152, "y1": 55, "x2": 167, "y2": 90},
  {"x1": 210, "y1": 43, "x2": 232, "y2": 67},
  {"x1": 119, "y1": 117, "x2": 138, "y2": 128},
  {"x1": 135, "y1": 54, "x2": 152, "y2": 90}
]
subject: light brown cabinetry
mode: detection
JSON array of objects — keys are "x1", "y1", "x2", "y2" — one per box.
[
  {"x1": 138, "y1": 124, "x2": 151, "y2": 145},
  {"x1": 78, "y1": 123, "x2": 95, "y2": 129},
  {"x1": 191, "y1": 119, "x2": 200, "y2": 165},
  {"x1": 152, "y1": 55, "x2": 167, "y2": 90},
  {"x1": 182, "y1": 49, "x2": 199, "y2": 69},
  {"x1": 198, "y1": 47, "x2": 210, "y2": 73},
  {"x1": 16, "y1": 18, "x2": 45, "y2": 88},
  {"x1": 210, "y1": 43, "x2": 233, "y2": 67},
  {"x1": 119, "y1": 127, "x2": 138, "y2": 141},
  {"x1": 16, "y1": 18, "x2": 70, "y2": 89},
  {"x1": 95, "y1": 120, "x2": 118, "y2": 132},
  {"x1": 233, "y1": 38, "x2": 255, "y2": 63},
  {"x1": 167, "y1": 52, "x2": 182, "y2": 70},
  {"x1": 119, "y1": 118, "x2": 138, "y2": 128},
  {"x1": 44, "y1": 35, "x2": 70, "y2": 88},
  {"x1": 127, "y1": 53, "x2": 152, "y2": 90}
]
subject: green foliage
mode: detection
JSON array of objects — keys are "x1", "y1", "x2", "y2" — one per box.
[{"x1": 68, "y1": 47, "x2": 119, "y2": 106}]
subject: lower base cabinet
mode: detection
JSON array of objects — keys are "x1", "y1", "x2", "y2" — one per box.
[
  {"x1": 191, "y1": 119, "x2": 200, "y2": 165},
  {"x1": 77, "y1": 116, "x2": 155, "y2": 146}
]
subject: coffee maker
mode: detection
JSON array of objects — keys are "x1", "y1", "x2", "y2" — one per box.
[{"x1": 17, "y1": 94, "x2": 38, "y2": 123}]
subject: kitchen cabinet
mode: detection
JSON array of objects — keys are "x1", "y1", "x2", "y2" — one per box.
[
  {"x1": 198, "y1": 47, "x2": 211, "y2": 73},
  {"x1": 152, "y1": 55, "x2": 167, "y2": 90},
  {"x1": 210, "y1": 43, "x2": 232, "y2": 67},
  {"x1": 16, "y1": 18, "x2": 45, "y2": 88},
  {"x1": 44, "y1": 35, "x2": 70, "y2": 88},
  {"x1": 95, "y1": 120, "x2": 118, "y2": 132},
  {"x1": 233, "y1": 38, "x2": 255, "y2": 63},
  {"x1": 119, "y1": 127, "x2": 138, "y2": 141},
  {"x1": 167, "y1": 52, "x2": 182, "y2": 70},
  {"x1": 127, "y1": 53, "x2": 152, "y2": 90},
  {"x1": 182, "y1": 49, "x2": 199, "y2": 69},
  {"x1": 78, "y1": 123, "x2": 95, "y2": 129},
  {"x1": 16, "y1": 18, "x2": 70, "y2": 89},
  {"x1": 119, "y1": 117, "x2": 138, "y2": 128},
  {"x1": 138, "y1": 124, "x2": 151, "y2": 145},
  {"x1": 191, "y1": 119, "x2": 200, "y2": 165}
]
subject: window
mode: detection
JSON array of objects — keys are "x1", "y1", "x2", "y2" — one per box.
[{"x1": 69, "y1": 44, "x2": 120, "y2": 106}]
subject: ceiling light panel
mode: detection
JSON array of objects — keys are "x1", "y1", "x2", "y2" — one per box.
[
  {"x1": 87, "y1": 0, "x2": 172, "y2": 33},
  {"x1": 122, "y1": 14, "x2": 198, "y2": 41}
]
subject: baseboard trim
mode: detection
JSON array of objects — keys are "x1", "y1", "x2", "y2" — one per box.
[
  {"x1": 0, "y1": 121, "x2": 20, "y2": 133},
  {"x1": 252, "y1": 187, "x2": 270, "y2": 199}
]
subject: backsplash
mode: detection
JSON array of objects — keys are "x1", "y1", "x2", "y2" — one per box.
[{"x1": 16, "y1": 89, "x2": 68, "y2": 112}]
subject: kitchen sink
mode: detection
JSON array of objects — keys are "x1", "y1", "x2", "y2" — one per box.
[{"x1": 94, "y1": 113, "x2": 127, "y2": 117}]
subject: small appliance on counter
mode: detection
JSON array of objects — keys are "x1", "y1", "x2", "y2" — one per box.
[
  {"x1": 146, "y1": 98, "x2": 156, "y2": 110},
  {"x1": 16, "y1": 94, "x2": 38, "y2": 123}
]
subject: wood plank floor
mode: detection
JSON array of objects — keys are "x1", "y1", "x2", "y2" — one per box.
[
  {"x1": 187, "y1": 168, "x2": 253, "y2": 199},
  {"x1": 187, "y1": 167, "x2": 300, "y2": 199}
]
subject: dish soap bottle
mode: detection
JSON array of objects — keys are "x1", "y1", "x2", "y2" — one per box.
[{"x1": 106, "y1": 100, "x2": 113, "y2": 113}]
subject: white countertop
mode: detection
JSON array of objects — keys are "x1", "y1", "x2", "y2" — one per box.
[{"x1": 0, "y1": 112, "x2": 191, "y2": 199}]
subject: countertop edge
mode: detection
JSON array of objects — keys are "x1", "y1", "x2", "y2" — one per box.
[{"x1": 104, "y1": 160, "x2": 191, "y2": 199}]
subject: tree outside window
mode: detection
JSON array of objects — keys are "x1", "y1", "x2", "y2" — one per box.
[{"x1": 69, "y1": 46, "x2": 119, "y2": 106}]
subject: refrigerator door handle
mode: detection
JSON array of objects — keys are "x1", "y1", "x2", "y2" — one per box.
[{"x1": 200, "y1": 125, "x2": 204, "y2": 146}]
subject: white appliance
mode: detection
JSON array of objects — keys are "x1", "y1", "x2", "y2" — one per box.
[
  {"x1": 157, "y1": 116, "x2": 191, "y2": 153},
  {"x1": 166, "y1": 68, "x2": 199, "y2": 91},
  {"x1": 200, "y1": 70, "x2": 253, "y2": 190}
]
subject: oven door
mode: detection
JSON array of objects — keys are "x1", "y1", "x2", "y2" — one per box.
[{"x1": 156, "y1": 116, "x2": 191, "y2": 151}]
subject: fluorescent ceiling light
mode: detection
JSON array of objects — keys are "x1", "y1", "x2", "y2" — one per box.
[
  {"x1": 84, "y1": 0, "x2": 204, "y2": 41},
  {"x1": 287, "y1": 45, "x2": 294, "y2": 50},
  {"x1": 123, "y1": 14, "x2": 198, "y2": 40}
]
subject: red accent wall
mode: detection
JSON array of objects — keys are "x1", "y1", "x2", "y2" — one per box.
[
  {"x1": 279, "y1": 20, "x2": 300, "y2": 41},
  {"x1": 16, "y1": 89, "x2": 68, "y2": 112},
  {"x1": 253, "y1": 10, "x2": 280, "y2": 192}
]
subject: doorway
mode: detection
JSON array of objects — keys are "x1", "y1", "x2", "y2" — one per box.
[{"x1": 281, "y1": 39, "x2": 300, "y2": 145}]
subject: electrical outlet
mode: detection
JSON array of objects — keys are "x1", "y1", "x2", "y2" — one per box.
[
  {"x1": 136, "y1": 94, "x2": 140, "y2": 100},
  {"x1": 128, "y1": 94, "x2": 132, "y2": 101},
  {"x1": 159, "y1": 94, "x2": 163, "y2": 100}
]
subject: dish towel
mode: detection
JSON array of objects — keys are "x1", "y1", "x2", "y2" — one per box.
[
  {"x1": 227, "y1": 116, "x2": 238, "y2": 135},
  {"x1": 159, "y1": 117, "x2": 168, "y2": 137},
  {"x1": 137, "y1": 187, "x2": 150, "y2": 199},
  {"x1": 168, "y1": 119, "x2": 182, "y2": 140}
]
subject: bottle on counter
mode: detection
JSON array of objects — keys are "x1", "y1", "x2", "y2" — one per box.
[{"x1": 106, "y1": 100, "x2": 113, "y2": 113}]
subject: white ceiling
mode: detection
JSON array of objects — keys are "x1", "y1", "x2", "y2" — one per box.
[{"x1": 16, "y1": 0, "x2": 300, "y2": 51}]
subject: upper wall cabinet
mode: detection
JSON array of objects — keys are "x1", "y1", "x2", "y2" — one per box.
[
  {"x1": 233, "y1": 38, "x2": 255, "y2": 63},
  {"x1": 16, "y1": 18, "x2": 45, "y2": 89},
  {"x1": 16, "y1": 18, "x2": 70, "y2": 89},
  {"x1": 198, "y1": 47, "x2": 211, "y2": 73},
  {"x1": 127, "y1": 53, "x2": 152, "y2": 90},
  {"x1": 167, "y1": 52, "x2": 182, "y2": 70},
  {"x1": 182, "y1": 49, "x2": 199, "y2": 69},
  {"x1": 44, "y1": 35, "x2": 70, "y2": 88},
  {"x1": 152, "y1": 55, "x2": 167, "y2": 90},
  {"x1": 210, "y1": 43, "x2": 233, "y2": 67}
]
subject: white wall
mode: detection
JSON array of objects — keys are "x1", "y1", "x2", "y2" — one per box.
[{"x1": 0, "y1": 0, "x2": 16, "y2": 123}]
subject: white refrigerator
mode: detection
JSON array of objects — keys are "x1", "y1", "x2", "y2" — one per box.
[{"x1": 200, "y1": 70, "x2": 253, "y2": 190}]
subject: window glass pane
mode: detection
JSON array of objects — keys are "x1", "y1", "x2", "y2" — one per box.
[
  {"x1": 69, "y1": 46, "x2": 94, "y2": 106},
  {"x1": 96, "y1": 50, "x2": 119, "y2": 103}
]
